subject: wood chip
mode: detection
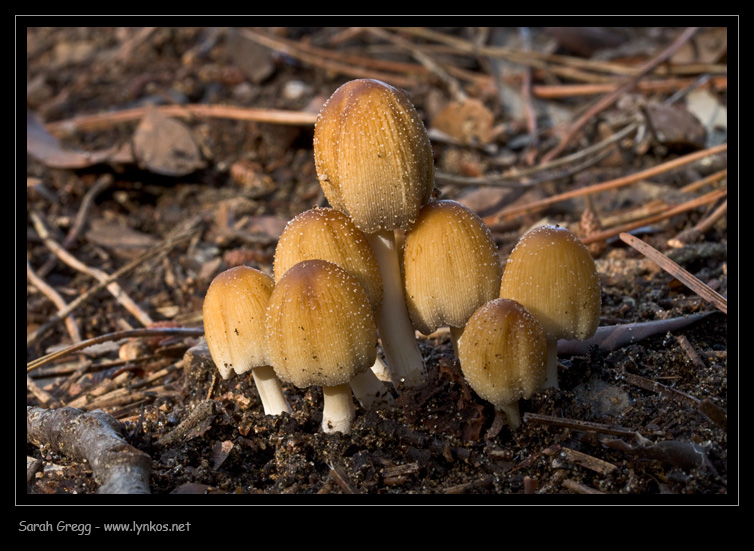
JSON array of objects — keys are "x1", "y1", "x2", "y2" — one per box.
[
  {"x1": 562, "y1": 478, "x2": 605, "y2": 494},
  {"x1": 557, "y1": 446, "x2": 618, "y2": 475}
]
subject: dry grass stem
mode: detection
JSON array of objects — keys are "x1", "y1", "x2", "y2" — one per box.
[
  {"x1": 619, "y1": 232, "x2": 727, "y2": 314},
  {"x1": 484, "y1": 142, "x2": 728, "y2": 225}
]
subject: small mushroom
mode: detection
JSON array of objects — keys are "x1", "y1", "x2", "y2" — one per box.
[
  {"x1": 313, "y1": 79, "x2": 436, "y2": 387},
  {"x1": 202, "y1": 266, "x2": 291, "y2": 416},
  {"x1": 272, "y1": 206, "x2": 392, "y2": 405},
  {"x1": 499, "y1": 224, "x2": 601, "y2": 389},
  {"x1": 458, "y1": 298, "x2": 547, "y2": 430},
  {"x1": 266, "y1": 259, "x2": 378, "y2": 434},
  {"x1": 273, "y1": 206, "x2": 383, "y2": 318},
  {"x1": 403, "y1": 199, "x2": 503, "y2": 357}
]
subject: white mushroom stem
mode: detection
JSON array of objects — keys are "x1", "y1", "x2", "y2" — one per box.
[
  {"x1": 350, "y1": 365, "x2": 394, "y2": 409},
  {"x1": 449, "y1": 325, "x2": 465, "y2": 359},
  {"x1": 251, "y1": 365, "x2": 292, "y2": 416},
  {"x1": 543, "y1": 339, "x2": 560, "y2": 390},
  {"x1": 499, "y1": 403, "x2": 522, "y2": 431},
  {"x1": 366, "y1": 230, "x2": 425, "y2": 387},
  {"x1": 370, "y1": 355, "x2": 393, "y2": 383},
  {"x1": 321, "y1": 384, "x2": 356, "y2": 434}
]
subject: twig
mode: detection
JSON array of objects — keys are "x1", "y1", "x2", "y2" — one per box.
[
  {"x1": 328, "y1": 461, "x2": 362, "y2": 494},
  {"x1": 484, "y1": 142, "x2": 727, "y2": 225},
  {"x1": 601, "y1": 168, "x2": 726, "y2": 228},
  {"x1": 562, "y1": 479, "x2": 605, "y2": 494},
  {"x1": 27, "y1": 326, "x2": 204, "y2": 372},
  {"x1": 156, "y1": 400, "x2": 218, "y2": 448},
  {"x1": 668, "y1": 199, "x2": 727, "y2": 248},
  {"x1": 27, "y1": 259, "x2": 82, "y2": 344},
  {"x1": 29, "y1": 209, "x2": 154, "y2": 328},
  {"x1": 443, "y1": 477, "x2": 495, "y2": 494},
  {"x1": 619, "y1": 232, "x2": 727, "y2": 314},
  {"x1": 580, "y1": 187, "x2": 727, "y2": 245},
  {"x1": 111, "y1": 27, "x2": 157, "y2": 64},
  {"x1": 44, "y1": 103, "x2": 318, "y2": 137},
  {"x1": 680, "y1": 168, "x2": 728, "y2": 193},
  {"x1": 83, "y1": 386, "x2": 177, "y2": 411},
  {"x1": 26, "y1": 374, "x2": 58, "y2": 407},
  {"x1": 523, "y1": 412, "x2": 642, "y2": 439},
  {"x1": 238, "y1": 28, "x2": 420, "y2": 89},
  {"x1": 27, "y1": 406, "x2": 152, "y2": 494},
  {"x1": 69, "y1": 363, "x2": 180, "y2": 411},
  {"x1": 557, "y1": 446, "x2": 618, "y2": 475},
  {"x1": 26, "y1": 228, "x2": 198, "y2": 348},
  {"x1": 366, "y1": 27, "x2": 467, "y2": 101},
  {"x1": 675, "y1": 334, "x2": 708, "y2": 371},
  {"x1": 532, "y1": 75, "x2": 728, "y2": 99},
  {"x1": 27, "y1": 257, "x2": 93, "y2": 404},
  {"x1": 541, "y1": 27, "x2": 701, "y2": 163},
  {"x1": 390, "y1": 27, "x2": 725, "y2": 84},
  {"x1": 438, "y1": 122, "x2": 636, "y2": 188},
  {"x1": 621, "y1": 371, "x2": 701, "y2": 408},
  {"x1": 63, "y1": 173, "x2": 114, "y2": 248},
  {"x1": 65, "y1": 371, "x2": 133, "y2": 410},
  {"x1": 439, "y1": 146, "x2": 614, "y2": 190},
  {"x1": 624, "y1": 368, "x2": 728, "y2": 432},
  {"x1": 518, "y1": 26, "x2": 539, "y2": 166}
]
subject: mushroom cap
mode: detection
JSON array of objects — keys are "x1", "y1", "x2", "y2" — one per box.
[
  {"x1": 273, "y1": 207, "x2": 383, "y2": 315},
  {"x1": 313, "y1": 79, "x2": 435, "y2": 233},
  {"x1": 202, "y1": 266, "x2": 274, "y2": 379},
  {"x1": 403, "y1": 199, "x2": 502, "y2": 335},
  {"x1": 458, "y1": 298, "x2": 547, "y2": 408},
  {"x1": 266, "y1": 259, "x2": 377, "y2": 389},
  {"x1": 499, "y1": 224, "x2": 601, "y2": 341}
]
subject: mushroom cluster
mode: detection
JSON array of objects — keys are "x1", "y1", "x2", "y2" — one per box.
[
  {"x1": 273, "y1": 206, "x2": 393, "y2": 408},
  {"x1": 201, "y1": 79, "x2": 602, "y2": 435}
]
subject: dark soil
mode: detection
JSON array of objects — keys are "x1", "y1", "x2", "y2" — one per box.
[{"x1": 24, "y1": 26, "x2": 733, "y2": 509}]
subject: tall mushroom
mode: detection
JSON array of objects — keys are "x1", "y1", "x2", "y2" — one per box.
[
  {"x1": 499, "y1": 224, "x2": 601, "y2": 389},
  {"x1": 266, "y1": 259, "x2": 378, "y2": 434},
  {"x1": 272, "y1": 206, "x2": 392, "y2": 405},
  {"x1": 202, "y1": 266, "x2": 291, "y2": 416},
  {"x1": 313, "y1": 78, "x2": 435, "y2": 387},
  {"x1": 458, "y1": 298, "x2": 547, "y2": 430},
  {"x1": 403, "y1": 199, "x2": 503, "y2": 356}
]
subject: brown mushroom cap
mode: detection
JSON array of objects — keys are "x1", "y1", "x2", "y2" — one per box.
[
  {"x1": 403, "y1": 199, "x2": 502, "y2": 335},
  {"x1": 313, "y1": 79, "x2": 435, "y2": 233},
  {"x1": 273, "y1": 207, "x2": 383, "y2": 315},
  {"x1": 458, "y1": 298, "x2": 547, "y2": 417},
  {"x1": 266, "y1": 259, "x2": 377, "y2": 389},
  {"x1": 202, "y1": 265, "x2": 274, "y2": 379},
  {"x1": 499, "y1": 224, "x2": 601, "y2": 342}
]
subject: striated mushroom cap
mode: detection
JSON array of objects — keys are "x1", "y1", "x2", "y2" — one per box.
[
  {"x1": 202, "y1": 266, "x2": 274, "y2": 379},
  {"x1": 458, "y1": 298, "x2": 547, "y2": 409},
  {"x1": 403, "y1": 199, "x2": 502, "y2": 335},
  {"x1": 266, "y1": 259, "x2": 377, "y2": 389},
  {"x1": 313, "y1": 79, "x2": 435, "y2": 233},
  {"x1": 499, "y1": 224, "x2": 601, "y2": 342},
  {"x1": 273, "y1": 206, "x2": 383, "y2": 315}
]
